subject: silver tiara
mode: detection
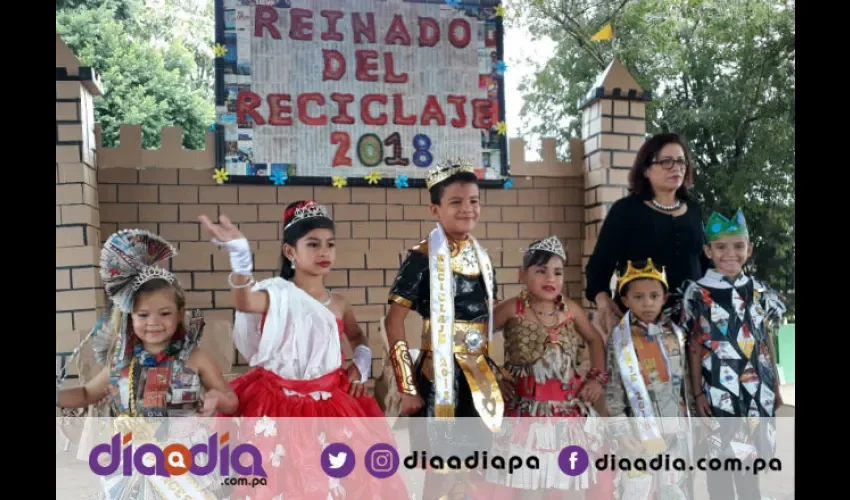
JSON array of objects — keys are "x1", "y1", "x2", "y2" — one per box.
[
  {"x1": 284, "y1": 202, "x2": 330, "y2": 230},
  {"x1": 527, "y1": 236, "x2": 567, "y2": 261},
  {"x1": 131, "y1": 266, "x2": 175, "y2": 292}
]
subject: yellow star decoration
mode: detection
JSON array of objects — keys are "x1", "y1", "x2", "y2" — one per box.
[
  {"x1": 494, "y1": 121, "x2": 508, "y2": 135},
  {"x1": 332, "y1": 176, "x2": 347, "y2": 189},
  {"x1": 494, "y1": 5, "x2": 507, "y2": 17},
  {"x1": 213, "y1": 168, "x2": 229, "y2": 184},
  {"x1": 213, "y1": 43, "x2": 227, "y2": 58},
  {"x1": 364, "y1": 171, "x2": 382, "y2": 185}
]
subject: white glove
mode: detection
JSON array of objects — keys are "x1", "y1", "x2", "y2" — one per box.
[
  {"x1": 212, "y1": 238, "x2": 253, "y2": 276},
  {"x1": 353, "y1": 345, "x2": 372, "y2": 383}
]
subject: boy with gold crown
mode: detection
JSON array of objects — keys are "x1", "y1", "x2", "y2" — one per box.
[
  {"x1": 384, "y1": 158, "x2": 507, "y2": 500},
  {"x1": 606, "y1": 258, "x2": 696, "y2": 500},
  {"x1": 681, "y1": 209, "x2": 785, "y2": 500}
]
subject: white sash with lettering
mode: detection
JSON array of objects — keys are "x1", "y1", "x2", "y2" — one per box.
[
  {"x1": 429, "y1": 224, "x2": 455, "y2": 416},
  {"x1": 428, "y1": 224, "x2": 495, "y2": 418},
  {"x1": 612, "y1": 311, "x2": 666, "y2": 452}
]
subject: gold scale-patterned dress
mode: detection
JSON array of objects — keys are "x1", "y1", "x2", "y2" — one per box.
[{"x1": 483, "y1": 298, "x2": 606, "y2": 492}]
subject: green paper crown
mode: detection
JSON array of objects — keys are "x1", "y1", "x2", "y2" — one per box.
[{"x1": 705, "y1": 209, "x2": 749, "y2": 242}]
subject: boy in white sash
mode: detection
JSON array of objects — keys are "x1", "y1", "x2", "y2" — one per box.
[
  {"x1": 385, "y1": 158, "x2": 508, "y2": 500},
  {"x1": 606, "y1": 259, "x2": 696, "y2": 500}
]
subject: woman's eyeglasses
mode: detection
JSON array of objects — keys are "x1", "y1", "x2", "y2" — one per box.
[{"x1": 651, "y1": 158, "x2": 688, "y2": 170}]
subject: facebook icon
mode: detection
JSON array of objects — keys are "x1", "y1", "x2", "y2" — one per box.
[{"x1": 558, "y1": 446, "x2": 590, "y2": 476}]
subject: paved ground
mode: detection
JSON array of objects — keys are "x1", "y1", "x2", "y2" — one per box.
[
  {"x1": 780, "y1": 384, "x2": 795, "y2": 407},
  {"x1": 56, "y1": 389, "x2": 796, "y2": 499}
]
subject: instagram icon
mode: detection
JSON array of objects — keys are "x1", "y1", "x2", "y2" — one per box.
[{"x1": 364, "y1": 443, "x2": 400, "y2": 478}]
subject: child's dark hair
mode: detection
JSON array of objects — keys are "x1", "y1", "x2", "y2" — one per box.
[
  {"x1": 521, "y1": 244, "x2": 565, "y2": 270},
  {"x1": 279, "y1": 200, "x2": 335, "y2": 280},
  {"x1": 429, "y1": 171, "x2": 479, "y2": 205}
]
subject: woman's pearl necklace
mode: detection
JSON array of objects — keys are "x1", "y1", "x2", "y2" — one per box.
[{"x1": 652, "y1": 198, "x2": 682, "y2": 211}]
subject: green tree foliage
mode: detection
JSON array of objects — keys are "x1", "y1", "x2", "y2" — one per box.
[
  {"x1": 56, "y1": 0, "x2": 214, "y2": 149},
  {"x1": 509, "y1": 0, "x2": 795, "y2": 317},
  {"x1": 56, "y1": 0, "x2": 144, "y2": 20}
]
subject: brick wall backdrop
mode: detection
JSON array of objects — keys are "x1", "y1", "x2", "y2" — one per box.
[
  {"x1": 58, "y1": 33, "x2": 649, "y2": 384},
  {"x1": 96, "y1": 169, "x2": 584, "y2": 375}
]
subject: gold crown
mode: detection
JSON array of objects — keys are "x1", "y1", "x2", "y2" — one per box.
[
  {"x1": 617, "y1": 258, "x2": 668, "y2": 294},
  {"x1": 426, "y1": 157, "x2": 476, "y2": 190}
]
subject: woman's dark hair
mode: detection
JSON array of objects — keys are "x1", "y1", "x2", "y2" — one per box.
[
  {"x1": 279, "y1": 200, "x2": 335, "y2": 280},
  {"x1": 521, "y1": 246, "x2": 565, "y2": 270},
  {"x1": 628, "y1": 133, "x2": 696, "y2": 201}
]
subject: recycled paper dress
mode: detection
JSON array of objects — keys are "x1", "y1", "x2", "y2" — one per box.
[
  {"x1": 58, "y1": 229, "x2": 225, "y2": 499},
  {"x1": 99, "y1": 312, "x2": 227, "y2": 500},
  {"x1": 478, "y1": 297, "x2": 607, "y2": 497}
]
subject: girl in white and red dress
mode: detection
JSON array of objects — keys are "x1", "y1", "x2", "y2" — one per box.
[{"x1": 199, "y1": 201, "x2": 408, "y2": 500}]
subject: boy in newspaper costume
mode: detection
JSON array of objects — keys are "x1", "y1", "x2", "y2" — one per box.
[
  {"x1": 682, "y1": 210, "x2": 786, "y2": 500},
  {"x1": 606, "y1": 259, "x2": 696, "y2": 500}
]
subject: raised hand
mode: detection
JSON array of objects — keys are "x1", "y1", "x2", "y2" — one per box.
[
  {"x1": 199, "y1": 215, "x2": 245, "y2": 243},
  {"x1": 199, "y1": 214, "x2": 253, "y2": 277}
]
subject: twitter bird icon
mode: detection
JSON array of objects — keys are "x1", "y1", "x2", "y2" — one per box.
[
  {"x1": 322, "y1": 443, "x2": 356, "y2": 478},
  {"x1": 329, "y1": 452, "x2": 348, "y2": 469}
]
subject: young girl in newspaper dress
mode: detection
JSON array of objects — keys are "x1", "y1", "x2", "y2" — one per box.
[
  {"x1": 606, "y1": 259, "x2": 697, "y2": 500},
  {"x1": 56, "y1": 229, "x2": 238, "y2": 499},
  {"x1": 470, "y1": 236, "x2": 610, "y2": 499},
  {"x1": 200, "y1": 201, "x2": 408, "y2": 500}
]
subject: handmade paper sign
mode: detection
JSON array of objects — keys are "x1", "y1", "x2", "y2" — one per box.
[{"x1": 214, "y1": 0, "x2": 508, "y2": 185}]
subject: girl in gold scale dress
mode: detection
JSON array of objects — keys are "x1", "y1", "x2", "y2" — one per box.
[{"x1": 470, "y1": 236, "x2": 610, "y2": 499}]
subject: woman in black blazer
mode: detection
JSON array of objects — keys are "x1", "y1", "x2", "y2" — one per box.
[{"x1": 585, "y1": 133, "x2": 709, "y2": 334}]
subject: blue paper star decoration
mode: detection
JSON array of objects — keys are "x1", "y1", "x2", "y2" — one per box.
[
  {"x1": 270, "y1": 170, "x2": 288, "y2": 186},
  {"x1": 503, "y1": 178, "x2": 513, "y2": 189},
  {"x1": 395, "y1": 175, "x2": 409, "y2": 189},
  {"x1": 445, "y1": 0, "x2": 462, "y2": 8},
  {"x1": 494, "y1": 60, "x2": 508, "y2": 75}
]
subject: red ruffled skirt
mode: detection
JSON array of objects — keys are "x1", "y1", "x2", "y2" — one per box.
[
  {"x1": 219, "y1": 367, "x2": 409, "y2": 500},
  {"x1": 227, "y1": 366, "x2": 385, "y2": 418}
]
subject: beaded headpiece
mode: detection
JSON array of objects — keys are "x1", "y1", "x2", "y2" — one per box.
[
  {"x1": 705, "y1": 209, "x2": 749, "y2": 243},
  {"x1": 617, "y1": 258, "x2": 668, "y2": 294},
  {"x1": 426, "y1": 157, "x2": 476, "y2": 190},
  {"x1": 57, "y1": 229, "x2": 180, "y2": 389},
  {"x1": 283, "y1": 200, "x2": 331, "y2": 231},
  {"x1": 526, "y1": 236, "x2": 567, "y2": 262}
]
